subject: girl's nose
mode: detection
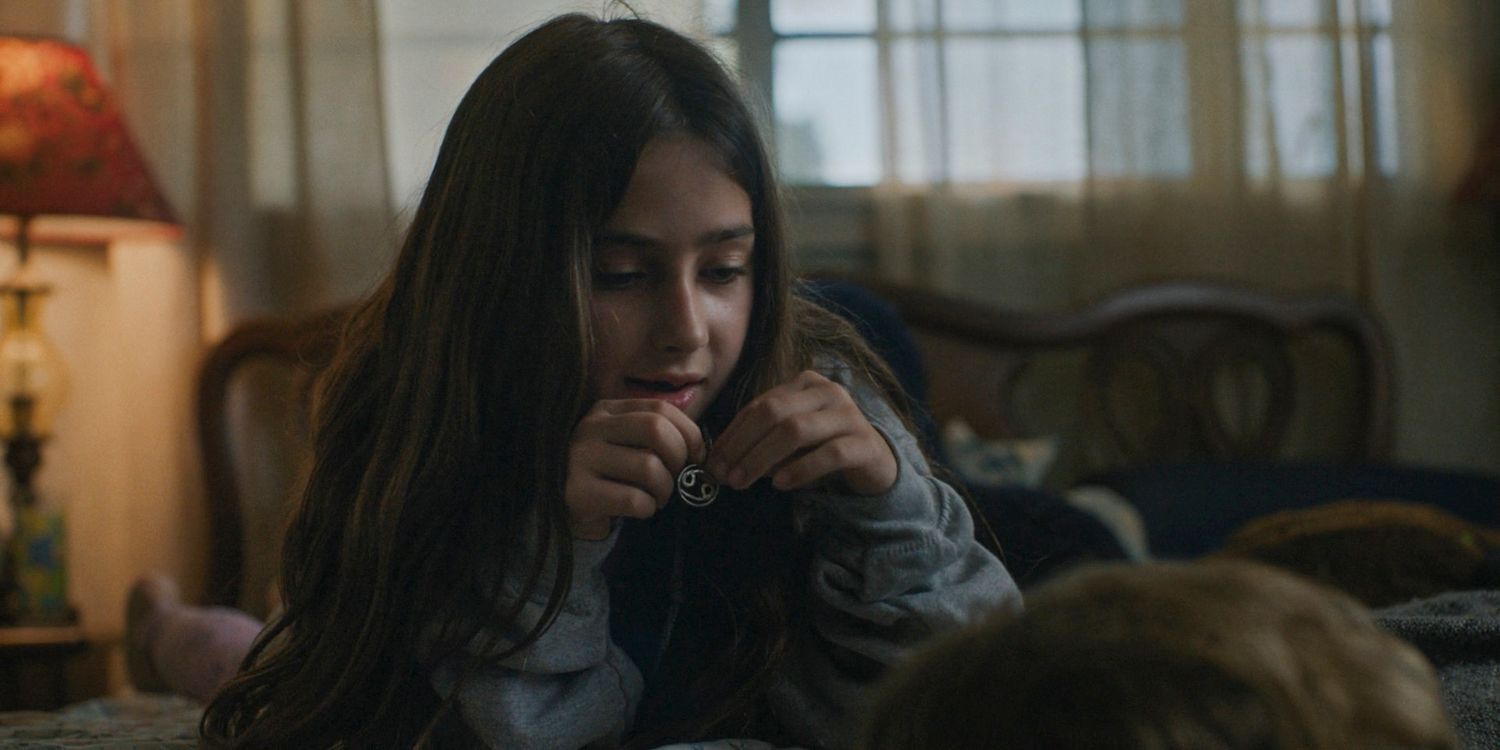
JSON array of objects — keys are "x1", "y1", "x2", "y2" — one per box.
[{"x1": 652, "y1": 278, "x2": 709, "y2": 352}]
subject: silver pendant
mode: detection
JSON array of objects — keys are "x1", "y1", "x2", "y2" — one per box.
[
  {"x1": 676, "y1": 464, "x2": 719, "y2": 507},
  {"x1": 676, "y1": 433, "x2": 719, "y2": 508}
]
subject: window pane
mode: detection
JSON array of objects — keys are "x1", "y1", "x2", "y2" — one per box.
[
  {"x1": 1242, "y1": 34, "x2": 1338, "y2": 178},
  {"x1": 1337, "y1": 0, "x2": 1392, "y2": 26},
  {"x1": 774, "y1": 39, "x2": 881, "y2": 185},
  {"x1": 945, "y1": 38, "x2": 1086, "y2": 181},
  {"x1": 705, "y1": 0, "x2": 736, "y2": 35},
  {"x1": 1361, "y1": 0, "x2": 1392, "y2": 26},
  {"x1": 891, "y1": 39, "x2": 943, "y2": 182},
  {"x1": 1083, "y1": 0, "x2": 1183, "y2": 29},
  {"x1": 943, "y1": 0, "x2": 1081, "y2": 32},
  {"x1": 1087, "y1": 39, "x2": 1191, "y2": 177},
  {"x1": 1372, "y1": 32, "x2": 1397, "y2": 174},
  {"x1": 1239, "y1": 0, "x2": 1327, "y2": 28},
  {"x1": 890, "y1": 0, "x2": 939, "y2": 32},
  {"x1": 772, "y1": 0, "x2": 876, "y2": 34},
  {"x1": 1340, "y1": 24, "x2": 1364, "y2": 177}
]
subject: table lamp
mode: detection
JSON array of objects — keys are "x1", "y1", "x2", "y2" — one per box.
[{"x1": 0, "y1": 36, "x2": 179, "y2": 625}]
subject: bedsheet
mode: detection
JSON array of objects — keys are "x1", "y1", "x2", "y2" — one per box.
[{"x1": 0, "y1": 693, "x2": 198, "y2": 748}]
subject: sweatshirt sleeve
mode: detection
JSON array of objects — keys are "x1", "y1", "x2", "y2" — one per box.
[
  {"x1": 430, "y1": 526, "x2": 644, "y2": 749},
  {"x1": 769, "y1": 369, "x2": 1023, "y2": 747}
]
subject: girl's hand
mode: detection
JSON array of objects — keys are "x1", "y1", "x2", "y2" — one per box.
[
  {"x1": 565, "y1": 399, "x2": 706, "y2": 540},
  {"x1": 708, "y1": 370, "x2": 897, "y2": 496}
]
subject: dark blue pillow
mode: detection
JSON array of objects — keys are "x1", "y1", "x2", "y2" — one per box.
[
  {"x1": 967, "y1": 483, "x2": 1128, "y2": 588},
  {"x1": 1088, "y1": 461, "x2": 1500, "y2": 559}
]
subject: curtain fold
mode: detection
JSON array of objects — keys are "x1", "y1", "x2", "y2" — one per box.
[{"x1": 193, "y1": 0, "x2": 395, "y2": 336}]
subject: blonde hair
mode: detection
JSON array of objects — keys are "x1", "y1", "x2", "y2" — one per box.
[{"x1": 861, "y1": 560, "x2": 1457, "y2": 750}]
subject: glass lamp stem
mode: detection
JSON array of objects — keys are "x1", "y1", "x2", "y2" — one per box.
[{"x1": 14, "y1": 214, "x2": 30, "y2": 268}]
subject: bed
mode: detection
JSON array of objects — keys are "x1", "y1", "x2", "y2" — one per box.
[
  {"x1": 818, "y1": 275, "x2": 1497, "y2": 568},
  {"x1": 5, "y1": 274, "x2": 1497, "y2": 745},
  {"x1": 199, "y1": 274, "x2": 1493, "y2": 600}
]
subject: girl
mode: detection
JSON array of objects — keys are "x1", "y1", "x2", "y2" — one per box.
[{"x1": 197, "y1": 12, "x2": 1018, "y2": 748}]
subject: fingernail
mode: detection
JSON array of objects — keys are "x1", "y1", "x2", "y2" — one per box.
[
  {"x1": 727, "y1": 468, "x2": 746, "y2": 488},
  {"x1": 707, "y1": 459, "x2": 726, "y2": 478}
]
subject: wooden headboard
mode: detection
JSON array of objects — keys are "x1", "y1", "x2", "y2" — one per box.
[
  {"x1": 196, "y1": 308, "x2": 344, "y2": 611},
  {"x1": 195, "y1": 277, "x2": 1394, "y2": 608},
  {"x1": 840, "y1": 276, "x2": 1393, "y2": 486}
]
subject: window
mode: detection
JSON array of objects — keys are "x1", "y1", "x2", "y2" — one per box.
[
  {"x1": 1240, "y1": 0, "x2": 1398, "y2": 178},
  {"x1": 708, "y1": 0, "x2": 1395, "y2": 188}
]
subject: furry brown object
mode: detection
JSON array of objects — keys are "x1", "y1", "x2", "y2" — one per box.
[
  {"x1": 1216, "y1": 500, "x2": 1500, "y2": 607},
  {"x1": 860, "y1": 560, "x2": 1457, "y2": 750}
]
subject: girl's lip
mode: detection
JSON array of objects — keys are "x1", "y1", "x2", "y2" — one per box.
[
  {"x1": 622, "y1": 380, "x2": 702, "y2": 410},
  {"x1": 629, "y1": 374, "x2": 705, "y2": 388}
]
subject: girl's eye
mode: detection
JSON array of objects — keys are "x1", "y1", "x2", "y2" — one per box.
[
  {"x1": 702, "y1": 266, "x2": 748, "y2": 284},
  {"x1": 594, "y1": 271, "x2": 646, "y2": 290}
]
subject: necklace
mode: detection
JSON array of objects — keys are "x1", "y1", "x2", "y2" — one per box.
[{"x1": 676, "y1": 433, "x2": 719, "y2": 508}]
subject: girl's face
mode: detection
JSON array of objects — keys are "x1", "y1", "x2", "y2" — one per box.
[{"x1": 587, "y1": 136, "x2": 755, "y2": 421}]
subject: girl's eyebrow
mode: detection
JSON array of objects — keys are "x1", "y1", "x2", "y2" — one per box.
[
  {"x1": 596, "y1": 224, "x2": 755, "y2": 249},
  {"x1": 702, "y1": 225, "x2": 755, "y2": 244}
]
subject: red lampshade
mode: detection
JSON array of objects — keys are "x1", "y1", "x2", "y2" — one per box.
[{"x1": 0, "y1": 36, "x2": 177, "y2": 233}]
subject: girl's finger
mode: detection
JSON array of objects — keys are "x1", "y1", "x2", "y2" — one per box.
[
  {"x1": 587, "y1": 444, "x2": 676, "y2": 505},
  {"x1": 595, "y1": 412, "x2": 689, "y2": 473},
  {"x1": 726, "y1": 407, "x2": 845, "y2": 490},
  {"x1": 710, "y1": 375, "x2": 828, "y2": 477},
  {"x1": 594, "y1": 399, "x2": 705, "y2": 468},
  {"x1": 571, "y1": 474, "x2": 663, "y2": 520},
  {"x1": 769, "y1": 435, "x2": 870, "y2": 492}
]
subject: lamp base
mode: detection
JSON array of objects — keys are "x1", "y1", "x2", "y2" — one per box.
[
  {"x1": 1, "y1": 501, "x2": 75, "y2": 626},
  {"x1": 0, "y1": 436, "x2": 75, "y2": 626}
]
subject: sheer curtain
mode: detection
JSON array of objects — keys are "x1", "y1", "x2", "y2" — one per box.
[
  {"x1": 116, "y1": 0, "x2": 394, "y2": 633},
  {"x1": 876, "y1": 0, "x2": 1392, "y2": 301},
  {"x1": 187, "y1": 0, "x2": 395, "y2": 332},
  {"x1": 869, "y1": 0, "x2": 1500, "y2": 469}
]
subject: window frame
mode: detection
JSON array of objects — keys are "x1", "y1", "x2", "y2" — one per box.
[
  {"x1": 719, "y1": 0, "x2": 1392, "y2": 189},
  {"x1": 713, "y1": 0, "x2": 1395, "y2": 269}
]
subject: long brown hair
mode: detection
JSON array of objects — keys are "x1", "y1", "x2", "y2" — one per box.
[{"x1": 200, "y1": 13, "x2": 909, "y2": 748}]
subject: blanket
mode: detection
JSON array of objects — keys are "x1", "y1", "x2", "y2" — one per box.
[
  {"x1": 1377, "y1": 589, "x2": 1500, "y2": 749},
  {"x1": 0, "y1": 694, "x2": 198, "y2": 748}
]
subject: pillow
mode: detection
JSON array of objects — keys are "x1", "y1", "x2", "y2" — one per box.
[
  {"x1": 1065, "y1": 484, "x2": 1151, "y2": 561},
  {"x1": 942, "y1": 418, "x2": 1057, "y2": 488},
  {"x1": 1087, "y1": 462, "x2": 1500, "y2": 559},
  {"x1": 965, "y1": 483, "x2": 1128, "y2": 588}
]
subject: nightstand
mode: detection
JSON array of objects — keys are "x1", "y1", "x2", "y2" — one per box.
[{"x1": 0, "y1": 625, "x2": 88, "y2": 710}]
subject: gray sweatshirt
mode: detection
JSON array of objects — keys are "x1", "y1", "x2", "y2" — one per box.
[{"x1": 432, "y1": 371, "x2": 1022, "y2": 748}]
